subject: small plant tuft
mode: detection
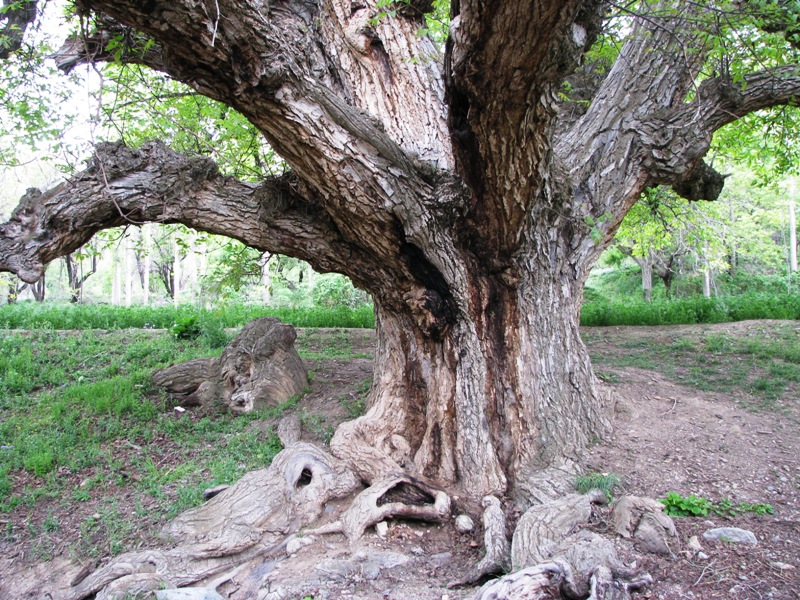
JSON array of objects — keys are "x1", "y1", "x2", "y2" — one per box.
[
  {"x1": 575, "y1": 471, "x2": 621, "y2": 499},
  {"x1": 660, "y1": 492, "x2": 775, "y2": 518}
]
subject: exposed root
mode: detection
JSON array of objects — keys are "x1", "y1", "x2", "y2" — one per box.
[
  {"x1": 476, "y1": 542, "x2": 652, "y2": 600},
  {"x1": 153, "y1": 317, "x2": 308, "y2": 413},
  {"x1": 330, "y1": 412, "x2": 414, "y2": 484},
  {"x1": 473, "y1": 561, "x2": 567, "y2": 600},
  {"x1": 589, "y1": 566, "x2": 653, "y2": 600},
  {"x1": 306, "y1": 473, "x2": 451, "y2": 541},
  {"x1": 474, "y1": 489, "x2": 653, "y2": 599},
  {"x1": 512, "y1": 489, "x2": 606, "y2": 569},
  {"x1": 611, "y1": 495, "x2": 678, "y2": 556},
  {"x1": 448, "y1": 495, "x2": 510, "y2": 587},
  {"x1": 62, "y1": 443, "x2": 360, "y2": 600},
  {"x1": 512, "y1": 459, "x2": 582, "y2": 509}
]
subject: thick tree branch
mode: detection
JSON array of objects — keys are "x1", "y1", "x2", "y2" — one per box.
[
  {"x1": 696, "y1": 65, "x2": 800, "y2": 132},
  {"x1": 646, "y1": 66, "x2": 800, "y2": 202},
  {"x1": 0, "y1": 141, "x2": 366, "y2": 284},
  {"x1": 0, "y1": 0, "x2": 37, "y2": 59},
  {"x1": 445, "y1": 0, "x2": 607, "y2": 255},
  {"x1": 50, "y1": 18, "x2": 165, "y2": 74}
]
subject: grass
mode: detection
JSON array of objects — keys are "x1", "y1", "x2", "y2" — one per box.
[
  {"x1": 295, "y1": 329, "x2": 374, "y2": 360},
  {"x1": 339, "y1": 378, "x2": 372, "y2": 419},
  {"x1": 0, "y1": 329, "x2": 286, "y2": 559},
  {"x1": 0, "y1": 302, "x2": 375, "y2": 330},
  {"x1": 585, "y1": 322, "x2": 800, "y2": 411},
  {"x1": 575, "y1": 471, "x2": 621, "y2": 500},
  {"x1": 0, "y1": 299, "x2": 796, "y2": 562}
]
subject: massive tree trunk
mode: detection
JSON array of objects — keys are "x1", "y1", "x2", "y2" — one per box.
[
  {"x1": 4, "y1": 0, "x2": 800, "y2": 502},
  {"x1": 3, "y1": 1, "x2": 800, "y2": 596}
]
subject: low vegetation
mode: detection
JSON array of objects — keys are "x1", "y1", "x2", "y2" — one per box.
[
  {"x1": 0, "y1": 323, "x2": 380, "y2": 561},
  {"x1": 659, "y1": 491, "x2": 774, "y2": 518},
  {"x1": 0, "y1": 302, "x2": 375, "y2": 330},
  {"x1": 574, "y1": 471, "x2": 622, "y2": 500},
  {"x1": 581, "y1": 292, "x2": 800, "y2": 326},
  {"x1": 2, "y1": 318, "x2": 795, "y2": 564}
]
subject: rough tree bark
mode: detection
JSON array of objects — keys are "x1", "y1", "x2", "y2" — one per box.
[
  {"x1": 2, "y1": 1, "x2": 800, "y2": 597},
  {"x1": 153, "y1": 317, "x2": 308, "y2": 412}
]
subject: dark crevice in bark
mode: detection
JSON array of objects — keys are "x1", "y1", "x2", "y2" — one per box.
[
  {"x1": 399, "y1": 242, "x2": 455, "y2": 320},
  {"x1": 444, "y1": 86, "x2": 483, "y2": 197},
  {"x1": 377, "y1": 480, "x2": 436, "y2": 506},
  {"x1": 369, "y1": 39, "x2": 394, "y2": 85}
]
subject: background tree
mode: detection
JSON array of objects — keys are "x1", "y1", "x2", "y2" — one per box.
[{"x1": 613, "y1": 187, "x2": 727, "y2": 300}]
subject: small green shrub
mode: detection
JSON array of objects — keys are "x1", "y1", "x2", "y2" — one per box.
[
  {"x1": 198, "y1": 317, "x2": 230, "y2": 349},
  {"x1": 659, "y1": 492, "x2": 712, "y2": 517},
  {"x1": 660, "y1": 493, "x2": 775, "y2": 518},
  {"x1": 711, "y1": 497, "x2": 774, "y2": 517},
  {"x1": 23, "y1": 447, "x2": 55, "y2": 477},
  {"x1": 171, "y1": 316, "x2": 202, "y2": 340}
]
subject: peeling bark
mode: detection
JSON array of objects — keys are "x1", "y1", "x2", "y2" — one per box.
[{"x1": 306, "y1": 474, "x2": 451, "y2": 541}]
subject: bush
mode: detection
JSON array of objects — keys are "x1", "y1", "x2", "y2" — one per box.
[
  {"x1": 170, "y1": 316, "x2": 202, "y2": 340},
  {"x1": 311, "y1": 274, "x2": 371, "y2": 309}
]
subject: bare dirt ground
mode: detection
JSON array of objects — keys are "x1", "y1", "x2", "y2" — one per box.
[{"x1": 1, "y1": 322, "x2": 799, "y2": 599}]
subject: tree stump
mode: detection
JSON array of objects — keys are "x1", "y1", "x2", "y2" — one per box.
[{"x1": 153, "y1": 317, "x2": 308, "y2": 412}]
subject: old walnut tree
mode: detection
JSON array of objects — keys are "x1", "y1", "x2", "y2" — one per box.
[{"x1": 2, "y1": 0, "x2": 799, "y2": 598}]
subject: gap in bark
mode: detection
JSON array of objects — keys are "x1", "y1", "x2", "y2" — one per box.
[
  {"x1": 296, "y1": 468, "x2": 313, "y2": 488},
  {"x1": 377, "y1": 481, "x2": 436, "y2": 507},
  {"x1": 369, "y1": 39, "x2": 394, "y2": 85},
  {"x1": 398, "y1": 241, "x2": 457, "y2": 339}
]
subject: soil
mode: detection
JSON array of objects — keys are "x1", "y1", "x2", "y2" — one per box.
[{"x1": 1, "y1": 321, "x2": 799, "y2": 599}]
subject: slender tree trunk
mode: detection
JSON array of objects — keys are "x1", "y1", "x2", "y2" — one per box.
[
  {"x1": 31, "y1": 273, "x2": 45, "y2": 302},
  {"x1": 790, "y1": 199, "x2": 797, "y2": 274},
  {"x1": 142, "y1": 224, "x2": 151, "y2": 306},
  {"x1": 7, "y1": 278, "x2": 27, "y2": 304},
  {"x1": 261, "y1": 253, "x2": 272, "y2": 305},
  {"x1": 125, "y1": 236, "x2": 134, "y2": 307},
  {"x1": 187, "y1": 233, "x2": 198, "y2": 304},
  {"x1": 173, "y1": 237, "x2": 181, "y2": 308},
  {"x1": 640, "y1": 259, "x2": 653, "y2": 302},
  {"x1": 112, "y1": 248, "x2": 121, "y2": 305},
  {"x1": 702, "y1": 264, "x2": 712, "y2": 298}
]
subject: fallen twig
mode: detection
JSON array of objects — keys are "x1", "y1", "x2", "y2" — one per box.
[{"x1": 692, "y1": 558, "x2": 717, "y2": 587}]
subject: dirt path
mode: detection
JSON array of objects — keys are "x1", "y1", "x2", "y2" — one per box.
[{"x1": 1, "y1": 322, "x2": 798, "y2": 599}]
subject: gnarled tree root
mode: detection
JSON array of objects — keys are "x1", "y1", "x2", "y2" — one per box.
[
  {"x1": 62, "y1": 442, "x2": 360, "y2": 600},
  {"x1": 474, "y1": 561, "x2": 652, "y2": 600},
  {"x1": 471, "y1": 489, "x2": 654, "y2": 599},
  {"x1": 448, "y1": 495, "x2": 510, "y2": 587},
  {"x1": 153, "y1": 317, "x2": 308, "y2": 413},
  {"x1": 306, "y1": 473, "x2": 451, "y2": 541}
]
